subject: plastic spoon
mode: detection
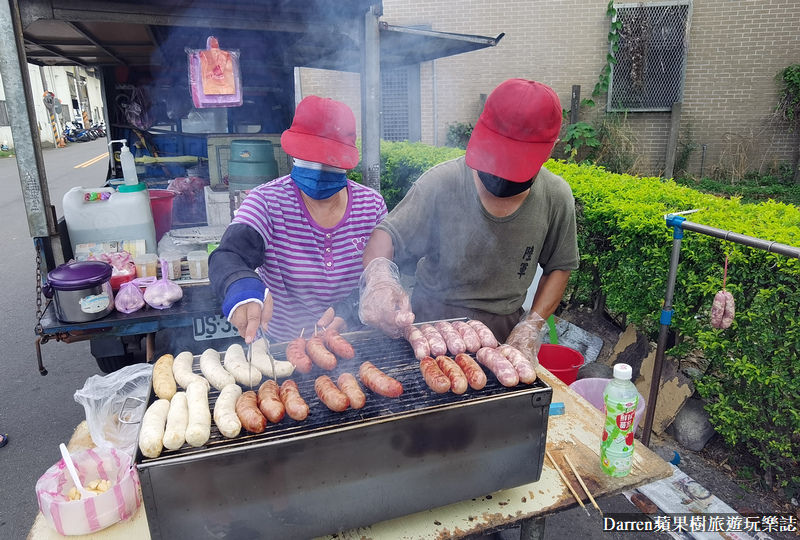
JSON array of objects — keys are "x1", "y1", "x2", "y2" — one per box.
[{"x1": 59, "y1": 443, "x2": 96, "y2": 499}]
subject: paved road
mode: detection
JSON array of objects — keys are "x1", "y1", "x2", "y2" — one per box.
[
  {"x1": 0, "y1": 138, "x2": 663, "y2": 540},
  {"x1": 0, "y1": 138, "x2": 111, "y2": 540}
]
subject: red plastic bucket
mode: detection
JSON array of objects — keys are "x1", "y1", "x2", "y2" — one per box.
[
  {"x1": 538, "y1": 344, "x2": 585, "y2": 385},
  {"x1": 149, "y1": 189, "x2": 177, "y2": 243}
]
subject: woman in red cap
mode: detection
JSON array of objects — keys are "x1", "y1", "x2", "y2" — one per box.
[
  {"x1": 209, "y1": 96, "x2": 387, "y2": 344},
  {"x1": 359, "y1": 78, "x2": 579, "y2": 360}
]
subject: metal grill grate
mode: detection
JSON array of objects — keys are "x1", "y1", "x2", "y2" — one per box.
[
  {"x1": 608, "y1": 1, "x2": 692, "y2": 112},
  {"x1": 137, "y1": 329, "x2": 550, "y2": 464}
]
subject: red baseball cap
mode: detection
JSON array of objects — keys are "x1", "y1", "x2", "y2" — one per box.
[
  {"x1": 281, "y1": 95, "x2": 360, "y2": 169},
  {"x1": 466, "y1": 79, "x2": 562, "y2": 182}
]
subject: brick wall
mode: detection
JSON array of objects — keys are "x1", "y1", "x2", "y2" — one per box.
[{"x1": 299, "y1": 0, "x2": 800, "y2": 178}]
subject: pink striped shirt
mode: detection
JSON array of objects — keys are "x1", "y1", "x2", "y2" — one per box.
[{"x1": 232, "y1": 176, "x2": 387, "y2": 342}]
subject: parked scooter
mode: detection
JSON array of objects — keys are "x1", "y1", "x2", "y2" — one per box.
[
  {"x1": 63, "y1": 123, "x2": 90, "y2": 143},
  {"x1": 92, "y1": 122, "x2": 106, "y2": 138}
]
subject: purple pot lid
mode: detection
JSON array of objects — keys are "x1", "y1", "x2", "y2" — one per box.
[{"x1": 47, "y1": 261, "x2": 113, "y2": 291}]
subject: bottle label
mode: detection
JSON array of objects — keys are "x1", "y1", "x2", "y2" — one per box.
[{"x1": 601, "y1": 394, "x2": 638, "y2": 477}]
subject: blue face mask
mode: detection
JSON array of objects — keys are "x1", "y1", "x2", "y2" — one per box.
[{"x1": 292, "y1": 165, "x2": 348, "y2": 200}]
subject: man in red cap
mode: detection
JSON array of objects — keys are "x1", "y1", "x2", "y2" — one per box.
[
  {"x1": 359, "y1": 78, "x2": 579, "y2": 358},
  {"x1": 209, "y1": 95, "x2": 387, "y2": 344}
]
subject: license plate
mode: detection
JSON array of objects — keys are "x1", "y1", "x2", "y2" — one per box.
[{"x1": 193, "y1": 315, "x2": 239, "y2": 341}]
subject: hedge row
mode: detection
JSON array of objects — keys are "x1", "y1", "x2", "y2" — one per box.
[
  {"x1": 357, "y1": 142, "x2": 799, "y2": 486},
  {"x1": 547, "y1": 160, "x2": 799, "y2": 486}
]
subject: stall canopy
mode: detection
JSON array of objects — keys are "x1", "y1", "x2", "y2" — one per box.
[{"x1": 18, "y1": 0, "x2": 503, "y2": 70}]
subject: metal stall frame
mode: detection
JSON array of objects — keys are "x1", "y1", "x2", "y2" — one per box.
[
  {"x1": 641, "y1": 213, "x2": 800, "y2": 447},
  {"x1": 0, "y1": 0, "x2": 501, "y2": 374}
]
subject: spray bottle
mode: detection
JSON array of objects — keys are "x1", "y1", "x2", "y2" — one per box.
[{"x1": 108, "y1": 139, "x2": 139, "y2": 186}]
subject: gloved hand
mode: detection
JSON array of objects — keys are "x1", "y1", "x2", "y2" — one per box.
[
  {"x1": 358, "y1": 257, "x2": 415, "y2": 338},
  {"x1": 505, "y1": 311, "x2": 546, "y2": 365}
]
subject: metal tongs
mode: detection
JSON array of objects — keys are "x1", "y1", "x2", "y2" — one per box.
[{"x1": 246, "y1": 327, "x2": 277, "y2": 388}]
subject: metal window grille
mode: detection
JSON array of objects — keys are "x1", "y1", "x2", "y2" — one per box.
[
  {"x1": 381, "y1": 67, "x2": 410, "y2": 142},
  {"x1": 0, "y1": 101, "x2": 9, "y2": 126},
  {"x1": 608, "y1": 1, "x2": 692, "y2": 112}
]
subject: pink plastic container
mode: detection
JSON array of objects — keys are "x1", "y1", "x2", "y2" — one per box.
[{"x1": 569, "y1": 377, "x2": 647, "y2": 433}]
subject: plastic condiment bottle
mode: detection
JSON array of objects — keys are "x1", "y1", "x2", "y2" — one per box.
[
  {"x1": 108, "y1": 139, "x2": 139, "y2": 186},
  {"x1": 600, "y1": 363, "x2": 639, "y2": 477}
]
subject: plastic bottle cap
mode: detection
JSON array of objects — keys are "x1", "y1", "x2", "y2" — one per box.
[{"x1": 613, "y1": 363, "x2": 633, "y2": 380}]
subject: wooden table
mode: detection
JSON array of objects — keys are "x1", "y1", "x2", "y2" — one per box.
[{"x1": 28, "y1": 367, "x2": 672, "y2": 540}]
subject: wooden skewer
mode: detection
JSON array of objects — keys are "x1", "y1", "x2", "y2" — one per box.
[
  {"x1": 545, "y1": 450, "x2": 589, "y2": 516},
  {"x1": 563, "y1": 454, "x2": 603, "y2": 516}
]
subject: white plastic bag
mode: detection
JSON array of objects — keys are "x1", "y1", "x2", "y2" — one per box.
[{"x1": 73, "y1": 363, "x2": 152, "y2": 458}]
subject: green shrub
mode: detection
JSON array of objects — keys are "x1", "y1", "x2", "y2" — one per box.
[
  {"x1": 445, "y1": 122, "x2": 474, "y2": 150},
  {"x1": 348, "y1": 140, "x2": 464, "y2": 211},
  {"x1": 547, "y1": 160, "x2": 800, "y2": 486}
]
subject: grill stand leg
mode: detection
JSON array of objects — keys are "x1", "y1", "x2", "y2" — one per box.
[
  {"x1": 519, "y1": 517, "x2": 546, "y2": 540},
  {"x1": 146, "y1": 332, "x2": 156, "y2": 362}
]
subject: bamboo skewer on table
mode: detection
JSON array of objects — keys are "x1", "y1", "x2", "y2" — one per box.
[
  {"x1": 563, "y1": 454, "x2": 603, "y2": 516},
  {"x1": 545, "y1": 450, "x2": 590, "y2": 517}
]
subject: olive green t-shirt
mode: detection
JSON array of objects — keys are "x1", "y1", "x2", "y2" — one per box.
[{"x1": 376, "y1": 156, "x2": 579, "y2": 316}]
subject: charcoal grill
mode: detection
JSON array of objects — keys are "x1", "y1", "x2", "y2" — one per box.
[{"x1": 136, "y1": 326, "x2": 552, "y2": 540}]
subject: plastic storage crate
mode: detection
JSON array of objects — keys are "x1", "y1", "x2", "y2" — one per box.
[{"x1": 207, "y1": 134, "x2": 292, "y2": 187}]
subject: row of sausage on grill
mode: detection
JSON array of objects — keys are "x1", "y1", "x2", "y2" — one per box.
[
  {"x1": 405, "y1": 320, "x2": 537, "y2": 389},
  {"x1": 137, "y1": 320, "x2": 536, "y2": 459}
]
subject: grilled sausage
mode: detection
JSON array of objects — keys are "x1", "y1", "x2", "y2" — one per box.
[
  {"x1": 323, "y1": 327, "x2": 355, "y2": 360},
  {"x1": 251, "y1": 339, "x2": 295, "y2": 379},
  {"x1": 466, "y1": 320, "x2": 499, "y2": 349},
  {"x1": 223, "y1": 344, "x2": 263, "y2": 386},
  {"x1": 419, "y1": 356, "x2": 451, "y2": 393},
  {"x1": 153, "y1": 354, "x2": 177, "y2": 400},
  {"x1": 454, "y1": 353, "x2": 488, "y2": 391},
  {"x1": 257, "y1": 380, "x2": 286, "y2": 423},
  {"x1": 214, "y1": 384, "x2": 243, "y2": 438},
  {"x1": 200, "y1": 348, "x2": 236, "y2": 390},
  {"x1": 306, "y1": 334, "x2": 337, "y2": 370},
  {"x1": 173, "y1": 351, "x2": 210, "y2": 390},
  {"x1": 185, "y1": 379, "x2": 212, "y2": 447},
  {"x1": 359, "y1": 361, "x2": 403, "y2": 398},
  {"x1": 476, "y1": 347, "x2": 519, "y2": 387},
  {"x1": 286, "y1": 336, "x2": 314, "y2": 373},
  {"x1": 139, "y1": 399, "x2": 170, "y2": 458},
  {"x1": 315, "y1": 375, "x2": 350, "y2": 412},
  {"x1": 162, "y1": 392, "x2": 189, "y2": 451},
  {"x1": 279, "y1": 380, "x2": 309, "y2": 421},
  {"x1": 235, "y1": 390, "x2": 267, "y2": 434},
  {"x1": 434, "y1": 321, "x2": 467, "y2": 356},
  {"x1": 436, "y1": 355, "x2": 469, "y2": 395},
  {"x1": 337, "y1": 373, "x2": 366, "y2": 409},
  {"x1": 404, "y1": 325, "x2": 431, "y2": 360},
  {"x1": 419, "y1": 323, "x2": 448, "y2": 357},
  {"x1": 497, "y1": 344, "x2": 538, "y2": 384},
  {"x1": 452, "y1": 321, "x2": 482, "y2": 353}
]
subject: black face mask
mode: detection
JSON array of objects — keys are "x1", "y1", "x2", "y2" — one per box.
[{"x1": 477, "y1": 170, "x2": 533, "y2": 198}]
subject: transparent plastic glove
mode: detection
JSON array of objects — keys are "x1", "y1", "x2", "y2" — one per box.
[
  {"x1": 505, "y1": 311, "x2": 546, "y2": 365},
  {"x1": 358, "y1": 257, "x2": 414, "y2": 338}
]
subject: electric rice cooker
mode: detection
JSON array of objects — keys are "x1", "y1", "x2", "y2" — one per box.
[{"x1": 45, "y1": 261, "x2": 115, "y2": 323}]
